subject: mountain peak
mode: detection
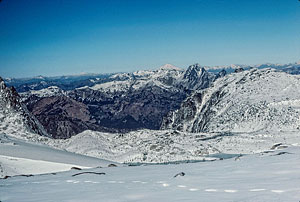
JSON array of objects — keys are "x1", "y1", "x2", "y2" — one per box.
[
  {"x1": 159, "y1": 64, "x2": 181, "y2": 71},
  {"x1": 0, "y1": 80, "x2": 49, "y2": 138},
  {"x1": 183, "y1": 64, "x2": 206, "y2": 79},
  {"x1": 0, "y1": 76, "x2": 6, "y2": 90}
]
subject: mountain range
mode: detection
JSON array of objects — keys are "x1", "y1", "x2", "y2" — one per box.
[{"x1": 1, "y1": 62, "x2": 300, "y2": 139}]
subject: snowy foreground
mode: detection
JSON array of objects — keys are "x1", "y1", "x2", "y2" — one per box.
[
  {"x1": 0, "y1": 134, "x2": 117, "y2": 177},
  {"x1": 1, "y1": 146, "x2": 300, "y2": 202}
]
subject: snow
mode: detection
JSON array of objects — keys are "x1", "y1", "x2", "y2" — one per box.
[
  {"x1": 1, "y1": 146, "x2": 300, "y2": 202},
  {"x1": 0, "y1": 155, "x2": 91, "y2": 177},
  {"x1": 48, "y1": 129, "x2": 221, "y2": 164},
  {"x1": 20, "y1": 86, "x2": 65, "y2": 100},
  {"x1": 2, "y1": 65, "x2": 300, "y2": 201},
  {"x1": 85, "y1": 64, "x2": 184, "y2": 93},
  {"x1": 90, "y1": 80, "x2": 132, "y2": 93},
  {"x1": 0, "y1": 134, "x2": 119, "y2": 177},
  {"x1": 43, "y1": 127, "x2": 300, "y2": 165},
  {"x1": 164, "y1": 68, "x2": 300, "y2": 133},
  {"x1": 159, "y1": 64, "x2": 181, "y2": 71}
]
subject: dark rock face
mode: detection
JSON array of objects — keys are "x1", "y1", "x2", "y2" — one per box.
[
  {"x1": 216, "y1": 69, "x2": 227, "y2": 79},
  {"x1": 234, "y1": 68, "x2": 244, "y2": 73},
  {"x1": 180, "y1": 64, "x2": 212, "y2": 90},
  {"x1": 69, "y1": 86, "x2": 187, "y2": 131},
  {"x1": 26, "y1": 96, "x2": 106, "y2": 139}
]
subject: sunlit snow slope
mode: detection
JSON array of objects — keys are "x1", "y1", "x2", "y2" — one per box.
[
  {"x1": 0, "y1": 134, "x2": 118, "y2": 178},
  {"x1": 1, "y1": 147, "x2": 300, "y2": 202}
]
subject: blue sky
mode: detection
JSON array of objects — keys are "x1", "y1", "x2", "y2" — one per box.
[{"x1": 0, "y1": 0, "x2": 299, "y2": 78}]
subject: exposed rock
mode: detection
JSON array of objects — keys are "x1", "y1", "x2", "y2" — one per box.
[
  {"x1": 0, "y1": 77, "x2": 49, "y2": 137},
  {"x1": 70, "y1": 167, "x2": 82, "y2": 170},
  {"x1": 272, "y1": 152, "x2": 292, "y2": 156},
  {"x1": 72, "y1": 172, "x2": 106, "y2": 177},
  {"x1": 26, "y1": 96, "x2": 107, "y2": 139},
  {"x1": 234, "y1": 67, "x2": 244, "y2": 73},
  {"x1": 173, "y1": 172, "x2": 185, "y2": 178},
  {"x1": 161, "y1": 69, "x2": 300, "y2": 133}
]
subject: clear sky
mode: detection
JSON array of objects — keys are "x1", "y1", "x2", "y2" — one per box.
[{"x1": 0, "y1": 0, "x2": 299, "y2": 78}]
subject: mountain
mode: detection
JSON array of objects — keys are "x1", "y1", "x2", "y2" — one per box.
[
  {"x1": 158, "y1": 63, "x2": 181, "y2": 71},
  {"x1": 161, "y1": 68, "x2": 300, "y2": 133},
  {"x1": 4, "y1": 73, "x2": 113, "y2": 92},
  {"x1": 203, "y1": 61, "x2": 300, "y2": 75},
  {"x1": 180, "y1": 64, "x2": 214, "y2": 90},
  {"x1": 25, "y1": 96, "x2": 110, "y2": 139},
  {"x1": 20, "y1": 64, "x2": 219, "y2": 138},
  {"x1": 4, "y1": 61, "x2": 300, "y2": 92},
  {"x1": 7, "y1": 61, "x2": 300, "y2": 139},
  {"x1": 0, "y1": 77, "x2": 49, "y2": 139}
]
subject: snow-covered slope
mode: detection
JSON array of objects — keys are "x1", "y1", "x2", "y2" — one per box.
[
  {"x1": 90, "y1": 80, "x2": 132, "y2": 93},
  {"x1": 0, "y1": 77, "x2": 49, "y2": 138},
  {"x1": 20, "y1": 86, "x2": 65, "y2": 100},
  {"x1": 47, "y1": 128, "x2": 300, "y2": 164},
  {"x1": 1, "y1": 146, "x2": 300, "y2": 202},
  {"x1": 162, "y1": 68, "x2": 300, "y2": 133},
  {"x1": 49, "y1": 129, "x2": 220, "y2": 164},
  {"x1": 0, "y1": 134, "x2": 118, "y2": 178}
]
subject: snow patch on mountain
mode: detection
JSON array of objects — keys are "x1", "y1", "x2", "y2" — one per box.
[
  {"x1": 159, "y1": 64, "x2": 181, "y2": 71},
  {"x1": 20, "y1": 86, "x2": 65, "y2": 100},
  {"x1": 90, "y1": 80, "x2": 132, "y2": 93}
]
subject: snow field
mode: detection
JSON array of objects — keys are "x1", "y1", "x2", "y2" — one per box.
[{"x1": 1, "y1": 147, "x2": 300, "y2": 202}]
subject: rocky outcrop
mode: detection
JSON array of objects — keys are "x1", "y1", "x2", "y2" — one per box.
[
  {"x1": 0, "y1": 77, "x2": 49, "y2": 137},
  {"x1": 69, "y1": 84, "x2": 187, "y2": 131},
  {"x1": 26, "y1": 96, "x2": 107, "y2": 139},
  {"x1": 161, "y1": 69, "x2": 300, "y2": 133},
  {"x1": 179, "y1": 64, "x2": 213, "y2": 90}
]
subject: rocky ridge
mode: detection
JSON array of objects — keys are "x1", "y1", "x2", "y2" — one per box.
[
  {"x1": 0, "y1": 77, "x2": 49, "y2": 138},
  {"x1": 161, "y1": 68, "x2": 300, "y2": 133}
]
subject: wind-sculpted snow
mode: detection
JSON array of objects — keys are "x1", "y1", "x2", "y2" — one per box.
[
  {"x1": 1, "y1": 146, "x2": 300, "y2": 202},
  {"x1": 162, "y1": 68, "x2": 300, "y2": 133},
  {"x1": 0, "y1": 134, "x2": 118, "y2": 178}
]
